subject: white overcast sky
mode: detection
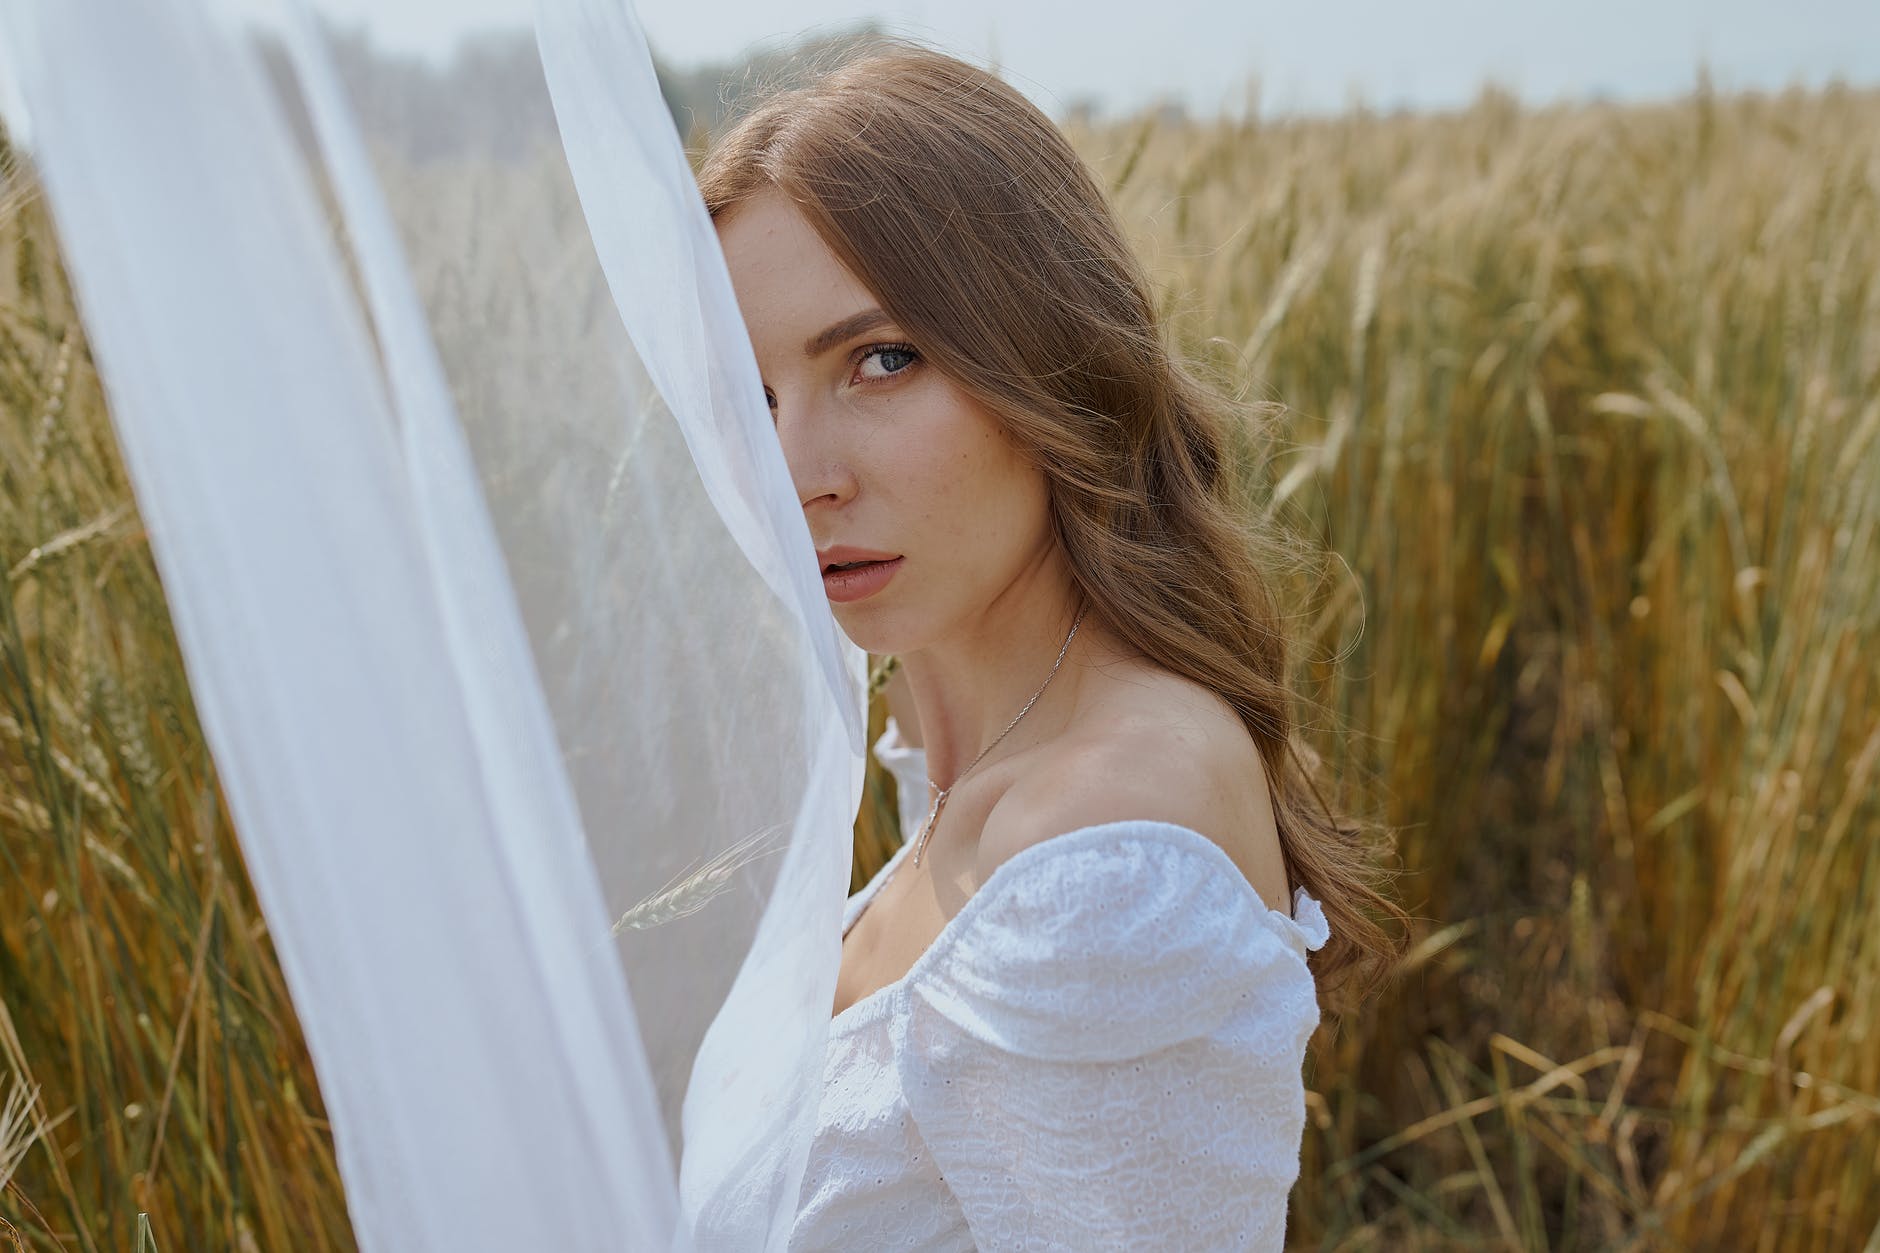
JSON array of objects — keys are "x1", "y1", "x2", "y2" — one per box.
[
  {"x1": 2, "y1": 0, "x2": 1875, "y2": 139},
  {"x1": 307, "y1": 0, "x2": 1876, "y2": 119}
]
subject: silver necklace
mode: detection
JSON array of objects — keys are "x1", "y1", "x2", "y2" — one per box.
[{"x1": 908, "y1": 603, "x2": 1088, "y2": 869}]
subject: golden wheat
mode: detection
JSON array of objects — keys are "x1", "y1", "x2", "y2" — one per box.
[{"x1": 3, "y1": 73, "x2": 1876, "y2": 1251}]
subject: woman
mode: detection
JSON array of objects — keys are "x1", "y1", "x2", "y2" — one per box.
[{"x1": 702, "y1": 36, "x2": 1402, "y2": 1250}]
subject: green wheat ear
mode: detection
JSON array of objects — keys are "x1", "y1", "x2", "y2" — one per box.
[
  {"x1": 609, "y1": 821, "x2": 790, "y2": 933},
  {"x1": 867, "y1": 653, "x2": 899, "y2": 700}
]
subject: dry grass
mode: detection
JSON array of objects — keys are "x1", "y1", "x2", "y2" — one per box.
[{"x1": 4, "y1": 73, "x2": 1877, "y2": 1250}]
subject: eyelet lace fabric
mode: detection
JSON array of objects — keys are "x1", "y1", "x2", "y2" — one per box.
[{"x1": 791, "y1": 719, "x2": 1330, "y2": 1252}]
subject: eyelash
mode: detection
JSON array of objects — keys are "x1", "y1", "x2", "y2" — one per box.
[
  {"x1": 763, "y1": 341, "x2": 921, "y2": 411},
  {"x1": 851, "y1": 341, "x2": 920, "y2": 384}
]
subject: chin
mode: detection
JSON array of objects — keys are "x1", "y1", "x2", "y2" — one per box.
[
  {"x1": 832, "y1": 616, "x2": 894, "y2": 656},
  {"x1": 828, "y1": 605, "x2": 915, "y2": 657}
]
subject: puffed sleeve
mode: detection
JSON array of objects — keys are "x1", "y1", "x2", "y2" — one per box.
[{"x1": 890, "y1": 822, "x2": 1329, "y2": 1252}]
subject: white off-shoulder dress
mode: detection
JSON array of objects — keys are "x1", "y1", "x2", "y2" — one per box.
[{"x1": 789, "y1": 717, "x2": 1330, "y2": 1251}]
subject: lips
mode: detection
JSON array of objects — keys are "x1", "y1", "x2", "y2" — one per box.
[
  {"x1": 816, "y1": 545, "x2": 902, "y2": 573},
  {"x1": 820, "y1": 555, "x2": 904, "y2": 603}
]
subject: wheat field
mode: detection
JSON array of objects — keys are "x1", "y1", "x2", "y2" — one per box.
[{"x1": 3, "y1": 72, "x2": 1877, "y2": 1250}]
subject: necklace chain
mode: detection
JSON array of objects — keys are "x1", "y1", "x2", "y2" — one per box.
[{"x1": 910, "y1": 603, "x2": 1087, "y2": 869}]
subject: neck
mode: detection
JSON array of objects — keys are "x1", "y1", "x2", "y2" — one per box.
[{"x1": 895, "y1": 546, "x2": 1121, "y2": 789}]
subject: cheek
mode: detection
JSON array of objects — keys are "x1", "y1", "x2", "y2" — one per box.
[
  {"x1": 901, "y1": 387, "x2": 999, "y2": 483},
  {"x1": 894, "y1": 389, "x2": 1040, "y2": 548}
]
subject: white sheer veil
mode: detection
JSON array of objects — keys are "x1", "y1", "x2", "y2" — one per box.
[{"x1": 0, "y1": 0, "x2": 865, "y2": 1248}]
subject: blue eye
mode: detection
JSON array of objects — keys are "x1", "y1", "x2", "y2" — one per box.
[{"x1": 856, "y1": 342, "x2": 919, "y2": 381}]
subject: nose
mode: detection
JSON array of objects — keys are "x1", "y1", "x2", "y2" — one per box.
[{"x1": 773, "y1": 393, "x2": 857, "y2": 510}]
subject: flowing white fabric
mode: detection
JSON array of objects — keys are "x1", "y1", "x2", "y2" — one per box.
[{"x1": 0, "y1": 1, "x2": 864, "y2": 1249}]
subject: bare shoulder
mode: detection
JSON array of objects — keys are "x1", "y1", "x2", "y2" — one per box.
[{"x1": 975, "y1": 671, "x2": 1290, "y2": 911}]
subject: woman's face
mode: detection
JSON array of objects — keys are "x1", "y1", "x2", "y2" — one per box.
[{"x1": 715, "y1": 188, "x2": 1057, "y2": 655}]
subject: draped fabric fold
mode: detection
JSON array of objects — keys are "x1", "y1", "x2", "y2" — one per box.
[{"x1": 0, "y1": 0, "x2": 864, "y2": 1247}]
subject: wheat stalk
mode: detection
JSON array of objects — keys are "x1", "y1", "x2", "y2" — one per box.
[
  {"x1": 609, "y1": 820, "x2": 790, "y2": 932},
  {"x1": 0, "y1": 1074, "x2": 41, "y2": 1194}
]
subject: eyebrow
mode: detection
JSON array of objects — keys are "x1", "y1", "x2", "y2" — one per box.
[{"x1": 803, "y1": 308, "x2": 895, "y2": 360}]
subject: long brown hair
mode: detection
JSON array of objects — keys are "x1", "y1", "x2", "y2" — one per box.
[{"x1": 697, "y1": 36, "x2": 1406, "y2": 1002}]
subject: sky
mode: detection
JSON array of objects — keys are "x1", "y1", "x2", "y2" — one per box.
[
  {"x1": 294, "y1": 0, "x2": 1878, "y2": 120},
  {"x1": 3, "y1": 0, "x2": 1876, "y2": 145}
]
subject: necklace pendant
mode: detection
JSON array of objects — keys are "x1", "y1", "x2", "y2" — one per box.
[{"x1": 912, "y1": 788, "x2": 947, "y2": 867}]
